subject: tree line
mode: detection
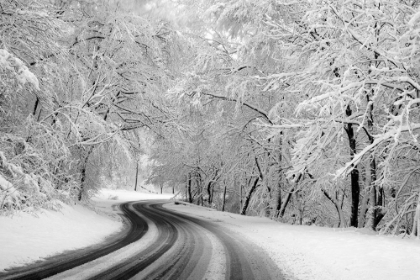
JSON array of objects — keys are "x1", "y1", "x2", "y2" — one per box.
[
  {"x1": 0, "y1": 0, "x2": 178, "y2": 209},
  {"x1": 1, "y1": 0, "x2": 420, "y2": 236},
  {"x1": 149, "y1": 0, "x2": 420, "y2": 236}
]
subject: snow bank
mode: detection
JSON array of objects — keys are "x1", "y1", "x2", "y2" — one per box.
[
  {"x1": 0, "y1": 189, "x2": 173, "y2": 271},
  {"x1": 165, "y1": 202, "x2": 420, "y2": 280},
  {"x1": 0, "y1": 202, "x2": 121, "y2": 271},
  {"x1": 4, "y1": 188, "x2": 416, "y2": 280}
]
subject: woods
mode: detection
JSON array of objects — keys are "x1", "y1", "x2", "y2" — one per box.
[
  {"x1": 1, "y1": 0, "x2": 420, "y2": 236},
  {"x1": 0, "y1": 0, "x2": 174, "y2": 208}
]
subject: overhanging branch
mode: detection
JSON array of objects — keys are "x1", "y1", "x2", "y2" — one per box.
[{"x1": 201, "y1": 92, "x2": 273, "y2": 125}]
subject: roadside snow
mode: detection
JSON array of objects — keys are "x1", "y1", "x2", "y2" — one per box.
[
  {"x1": 94, "y1": 188, "x2": 173, "y2": 203},
  {"x1": 0, "y1": 189, "x2": 173, "y2": 272},
  {"x1": 0, "y1": 202, "x2": 121, "y2": 271},
  {"x1": 165, "y1": 202, "x2": 420, "y2": 280},
  {"x1": 2, "y1": 189, "x2": 418, "y2": 280}
]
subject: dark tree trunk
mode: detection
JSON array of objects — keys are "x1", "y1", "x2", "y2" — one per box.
[
  {"x1": 279, "y1": 174, "x2": 302, "y2": 218},
  {"x1": 349, "y1": 154, "x2": 360, "y2": 227},
  {"x1": 362, "y1": 95, "x2": 386, "y2": 230},
  {"x1": 195, "y1": 172, "x2": 203, "y2": 206},
  {"x1": 366, "y1": 94, "x2": 379, "y2": 230},
  {"x1": 279, "y1": 186, "x2": 294, "y2": 218},
  {"x1": 78, "y1": 147, "x2": 94, "y2": 201},
  {"x1": 275, "y1": 181, "x2": 282, "y2": 218},
  {"x1": 187, "y1": 173, "x2": 193, "y2": 203},
  {"x1": 78, "y1": 166, "x2": 87, "y2": 201},
  {"x1": 240, "y1": 177, "x2": 259, "y2": 215},
  {"x1": 240, "y1": 185, "x2": 242, "y2": 210},
  {"x1": 222, "y1": 183, "x2": 227, "y2": 212},
  {"x1": 365, "y1": 53, "x2": 385, "y2": 230},
  {"x1": 134, "y1": 161, "x2": 139, "y2": 191},
  {"x1": 206, "y1": 181, "x2": 213, "y2": 204},
  {"x1": 345, "y1": 105, "x2": 360, "y2": 227},
  {"x1": 275, "y1": 136, "x2": 283, "y2": 218},
  {"x1": 240, "y1": 179, "x2": 247, "y2": 211},
  {"x1": 33, "y1": 97, "x2": 39, "y2": 116}
]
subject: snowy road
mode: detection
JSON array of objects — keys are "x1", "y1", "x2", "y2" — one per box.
[{"x1": 0, "y1": 201, "x2": 283, "y2": 280}]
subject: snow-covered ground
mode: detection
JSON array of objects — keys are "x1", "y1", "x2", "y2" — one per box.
[
  {"x1": 1, "y1": 189, "x2": 420, "y2": 280},
  {"x1": 0, "y1": 189, "x2": 172, "y2": 272},
  {"x1": 0, "y1": 201, "x2": 120, "y2": 271},
  {"x1": 165, "y1": 202, "x2": 420, "y2": 280}
]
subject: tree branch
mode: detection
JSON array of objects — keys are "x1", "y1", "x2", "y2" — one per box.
[{"x1": 201, "y1": 92, "x2": 273, "y2": 125}]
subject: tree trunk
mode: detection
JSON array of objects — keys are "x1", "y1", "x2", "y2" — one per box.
[
  {"x1": 275, "y1": 135, "x2": 284, "y2": 218},
  {"x1": 207, "y1": 170, "x2": 218, "y2": 205},
  {"x1": 78, "y1": 146, "x2": 94, "y2": 201},
  {"x1": 240, "y1": 177, "x2": 259, "y2": 215},
  {"x1": 187, "y1": 173, "x2": 192, "y2": 203},
  {"x1": 358, "y1": 194, "x2": 370, "y2": 228},
  {"x1": 411, "y1": 192, "x2": 420, "y2": 238},
  {"x1": 134, "y1": 160, "x2": 139, "y2": 191},
  {"x1": 359, "y1": 164, "x2": 371, "y2": 227},
  {"x1": 78, "y1": 166, "x2": 87, "y2": 201},
  {"x1": 370, "y1": 158, "x2": 384, "y2": 229},
  {"x1": 279, "y1": 174, "x2": 302, "y2": 218},
  {"x1": 240, "y1": 177, "x2": 250, "y2": 211},
  {"x1": 349, "y1": 159, "x2": 360, "y2": 227},
  {"x1": 206, "y1": 181, "x2": 213, "y2": 205},
  {"x1": 211, "y1": 187, "x2": 214, "y2": 206},
  {"x1": 279, "y1": 186, "x2": 294, "y2": 218},
  {"x1": 345, "y1": 105, "x2": 360, "y2": 227},
  {"x1": 365, "y1": 159, "x2": 385, "y2": 230},
  {"x1": 365, "y1": 76, "x2": 385, "y2": 230},
  {"x1": 195, "y1": 172, "x2": 202, "y2": 206},
  {"x1": 240, "y1": 179, "x2": 246, "y2": 211},
  {"x1": 222, "y1": 183, "x2": 227, "y2": 212},
  {"x1": 33, "y1": 97, "x2": 39, "y2": 116},
  {"x1": 295, "y1": 191, "x2": 303, "y2": 225},
  {"x1": 322, "y1": 189, "x2": 346, "y2": 228},
  {"x1": 275, "y1": 180, "x2": 282, "y2": 218}
]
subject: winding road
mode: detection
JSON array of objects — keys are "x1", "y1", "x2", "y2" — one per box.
[{"x1": 0, "y1": 201, "x2": 284, "y2": 280}]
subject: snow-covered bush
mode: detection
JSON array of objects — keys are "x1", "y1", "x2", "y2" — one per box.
[
  {"x1": 0, "y1": 49, "x2": 40, "y2": 91},
  {"x1": 0, "y1": 129, "x2": 78, "y2": 212}
]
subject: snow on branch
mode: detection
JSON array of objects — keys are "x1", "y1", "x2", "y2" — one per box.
[
  {"x1": 408, "y1": 10, "x2": 420, "y2": 28},
  {"x1": 335, "y1": 123, "x2": 420, "y2": 178},
  {"x1": 201, "y1": 92, "x2": 273, "y2": 125},
  {"x1": 0, "y1": 151, "x2": 25, "y2": 208},
  {"x1": 0, "y1": 174, "x2": 20, "y2": 208},
  {"x1": 0, "y1": 49, "x2": 40, "y2": 90}
]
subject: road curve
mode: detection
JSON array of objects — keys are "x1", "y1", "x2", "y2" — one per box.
[
  {"x1": 0, "y1": 200, "x2": 285, "y2": 280},
  {"x1": 0, "y1": 202, "x2": 149, "y2": 280}
]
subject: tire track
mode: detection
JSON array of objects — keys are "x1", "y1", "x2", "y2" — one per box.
[
  {"x1": 87, "y1": 203, "x2": 178, "y2": 280},
  {"x1": 155, "y1": 204, "x2": 285, "y2": 280},
  {"x1": 133, "y1": 203, "x2": 210, "y2": 280},
  {"x1": 1, "y1": 200, "x2": 285, "y2": 280},
  {"x1": 0, "y1": 202, "x2": 148, "y2": 280}
]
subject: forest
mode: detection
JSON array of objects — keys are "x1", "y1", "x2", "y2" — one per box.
[{"x1": 1, "y1": 0, "x2": 420, "y2": 236}]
